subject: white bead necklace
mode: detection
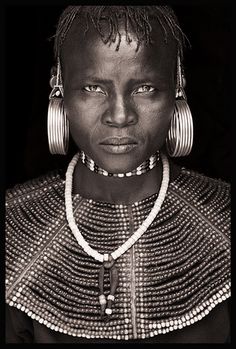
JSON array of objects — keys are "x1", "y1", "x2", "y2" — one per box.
[
  {"x1": 65, "y1": 151, "x2": 170, "y2": 263},
  {"x1": 65, "y1": 151, "x2": 169, "y2": 318}
]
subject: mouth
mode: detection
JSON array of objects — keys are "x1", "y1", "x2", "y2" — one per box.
[{"x1": 99, "y1": 137, "x2": 138, "y2": 154}]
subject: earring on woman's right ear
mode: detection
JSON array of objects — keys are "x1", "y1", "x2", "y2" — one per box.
[
  {"x1": 166, "y1": 55, "x2": 193, "y2": 157},
  {"x1": 47, "y1": 59, "x2": 69, "y2": 155}
]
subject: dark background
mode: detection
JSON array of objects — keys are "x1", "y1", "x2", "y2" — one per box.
[{"x1": 4, "y1": 3, "x2": 232, "y2": 189}]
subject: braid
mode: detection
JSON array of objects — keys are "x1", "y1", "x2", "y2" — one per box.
[
  {"x1": 54, "y1": 6, "x2": 81, "y2": 58},
  {"x1": 54, "y1": 6, "x2": 189, "y2": 61}
]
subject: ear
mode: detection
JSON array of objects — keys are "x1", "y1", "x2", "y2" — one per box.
[
  {"x1": 49, "y1": 66, "x2": 56, "y2": 88},
  {"x1": 50, "y1": 66, "x2": 57, "y2": 77}
]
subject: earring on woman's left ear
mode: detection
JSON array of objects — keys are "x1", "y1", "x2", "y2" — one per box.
[{"x1": 47, "y1": 59, "x2": 69, "y2": 155}]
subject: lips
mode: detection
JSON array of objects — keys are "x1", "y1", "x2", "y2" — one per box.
[
  {"x1": 99, "y1": 137, "x2": 138, "y2": 154},
  {"x1": 100, "y1": 137, "x2": 138, "y2": 146}
]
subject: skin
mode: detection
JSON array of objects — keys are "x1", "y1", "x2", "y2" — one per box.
[{"x1": 61, "y1": 19, "x2": 180, "y2": 204}]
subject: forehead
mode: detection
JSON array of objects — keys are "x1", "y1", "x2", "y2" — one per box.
[{"x1": 61, "y1": 16, "x2": 177, "y2": 75}]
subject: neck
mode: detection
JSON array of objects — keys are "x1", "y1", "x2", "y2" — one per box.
[{"x1": 72, "y1": 156, "x2": 179, "y2": 205}]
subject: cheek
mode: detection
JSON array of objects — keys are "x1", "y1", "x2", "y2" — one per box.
[
  {"x1": 64, "y1": 94, "x2": 100, "y2": 131},
  {"x1": 63, "y1": 96, "x2": 96, "y2": 150},
  {"x1": 136, "y1": 94, "x2": 175, "y2": 141},
  {"x1": 64, "y1": 95, "x2": 95, "y2": 123}
]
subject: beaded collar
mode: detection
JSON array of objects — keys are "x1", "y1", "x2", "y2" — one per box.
[
  {"x1": 80, "y1": 150, "x2": 160, "y2": 177},
  {"x1": 5, "y1": 168, "x2": 231, "y2": 340}
]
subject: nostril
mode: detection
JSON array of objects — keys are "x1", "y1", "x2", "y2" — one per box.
[
  {"x1": 128, "y1": 118, "x2": 136, "y2": 125},
  {"x1": 104, "y1": 119, "x2": 114, "y2": 126}
]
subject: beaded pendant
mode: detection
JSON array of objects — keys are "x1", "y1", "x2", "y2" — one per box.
[{"x1": 98, "y1": 255, "x2": 118, "y2": 320}]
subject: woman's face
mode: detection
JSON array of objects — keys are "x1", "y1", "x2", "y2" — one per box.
[{"x1": 62, "y1": 21, "x2": 176, "y2": 173}]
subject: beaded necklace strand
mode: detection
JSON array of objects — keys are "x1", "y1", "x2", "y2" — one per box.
[
  {"x1": 80, "y1": 150, "x2": 160, "y2": 177},
  {"x1": 65, "y1": 151, "x2": 170, "y2": 319}
]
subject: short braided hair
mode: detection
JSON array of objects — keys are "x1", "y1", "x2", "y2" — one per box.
[{"x1": 53, "y1": 6, "x2": 189, "y2": 61}]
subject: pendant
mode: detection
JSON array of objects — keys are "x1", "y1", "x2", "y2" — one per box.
[{"x1": 98, "y1": 255, "x2": 119, "y2": 321}]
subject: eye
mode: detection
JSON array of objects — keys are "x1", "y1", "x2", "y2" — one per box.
[
  {"x1": 134, "y1": 85, "x2": 155, "y2": 94},
  {"x1": 83, "y1": 85, "x2": 105, "y2": 94}
]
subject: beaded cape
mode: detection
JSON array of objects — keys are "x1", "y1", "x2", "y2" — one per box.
[{"x1": 5, "y1": 167, "x2": 231, "y2": 340}]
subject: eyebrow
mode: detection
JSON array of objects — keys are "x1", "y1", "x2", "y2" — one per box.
[
  {"x1": 81, "y1": 76, "x2": 113, "y2": 84},
  {"x1": 81, "y1": 76, "x2": 168, "y2": 85}
]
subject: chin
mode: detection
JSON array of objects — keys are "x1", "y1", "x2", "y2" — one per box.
[
  {"x1": 99, "y1": 159, "x2": 138, "y2": 174},
  {"x1": 94, "y1": 152, "x2": 148, "y2": 174}
]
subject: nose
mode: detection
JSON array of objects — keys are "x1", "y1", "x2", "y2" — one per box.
[{"x1": 102, "y1": 95, "x2": 138, "y2": 127}]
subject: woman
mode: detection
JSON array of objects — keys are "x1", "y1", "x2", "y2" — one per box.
[{"x1": 5, "y1": 6, "x2": 230, "y2": 343}]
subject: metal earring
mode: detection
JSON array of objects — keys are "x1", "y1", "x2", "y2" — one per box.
[
  {"x1": 47, "y1": 59, "x2": 69, "y2": 155},
  {"x1": 166, "y1": 55, "x2": 193, "y2": 157}
]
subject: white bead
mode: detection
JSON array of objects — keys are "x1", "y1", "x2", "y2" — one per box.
[
  {"x1": 123, "y1": 240, "x2": 133, "y2": 250},
  {"x1": 133, "y1": 232, "x2": 141, "y2": 239},
  {"x1": 97, "y1": 255, "x2": 103, "y2": 263},
  {"x1": 149, "y1": 212, "x2": 157, "y2": 220},
  {"x1": 116, "y1": 246, "x2": 123, "y2": 254},
  {"x1": 99, "y1": 295, "x2": 106, "y2": 305},
  {"x1": 142, "y1": 221, "x2": 149, "y2": 229},
  {"x1": 111, "y1": 251, "x2": 118, "y2": 260},
  {"x1": 107, "y1": 294, "x2": 115, "y2": 301},
  {"x1": 93, "y1": 251, "x2": 102, "y2": 261},
  {"x1": 146, "y1": 217, "x2": 154, "y2": 225},
  {"x1": 105, "y1": 308, "x2": 112, "y2": 315},
  {"x1": 129, "y1": 236, "x2": 137, "y2": 244},
  {"x1": 83, "y1": 245, "x2": 91, "y2": 254},
  {"x1": 123, "y1": 241, "x2": 131, "y2": 250}
]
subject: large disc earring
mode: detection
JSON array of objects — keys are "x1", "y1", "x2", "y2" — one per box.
[
  {"x1": 47, "y1": 60, "x2": 69, "y2": 155},
  {"x1": 166, "y1": 56, "x2": 193, "y2": 157}
]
